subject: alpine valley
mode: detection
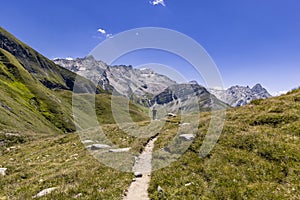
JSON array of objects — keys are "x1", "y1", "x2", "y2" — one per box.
[{"x1": 0, "y1": 27, "x2": 299, "y2": 200}]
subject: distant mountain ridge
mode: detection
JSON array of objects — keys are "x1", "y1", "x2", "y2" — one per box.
[
  {"x1": 54, "y1": 56, "x2": 176, "y2": 100},
  {"x1": 208, "y1": 84, "x2": 272, "y2": 107},
  {"x1": 55, "y1": 57, "x2": 272, "y2": 108}
]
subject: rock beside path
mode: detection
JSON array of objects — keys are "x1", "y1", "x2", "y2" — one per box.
[
  {"x1": 179, "y1": 134, "x2": 195, "y2": 141},
  {"x1": 88, "y1": 144, "x2": 111, "y2": 150},
  {"x1": 0, "y1": 168, "x2": 7, "y2": 176},
  {"x1": 109, "y1": 148, "x2": 131, "y2": 153},
  {"x1": 33, "y1": 187, "x2": 57, "y2": 198},
  {"x1": 134, "y1": 172, "x2": 143, "y2": 178}
]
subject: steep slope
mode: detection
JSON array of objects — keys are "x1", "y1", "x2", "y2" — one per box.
[
  {"x1": 0, "y1": 48, "x2": 73, "y2": 134},
  {"x1": 0, "y1": 27, "x2": 102, "y2": 93},
  {"x1": 208, "y1": 84, "x2": 271, "y2": 107},
  {"x1": 0, "y1": 27, "x2": 150, "y2": 135}
]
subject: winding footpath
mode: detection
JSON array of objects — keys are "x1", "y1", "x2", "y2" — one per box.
[{"x1": 123, "y1": 136, "x2": 158, "y2": 200}]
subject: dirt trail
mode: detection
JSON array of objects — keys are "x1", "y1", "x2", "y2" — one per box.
[{"x1": 123, "y1": 137, "x2": 158, "y2": 200}]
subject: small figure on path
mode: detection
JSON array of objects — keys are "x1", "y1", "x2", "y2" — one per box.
[{"x1": 152, "y1": 106, "x2": 157, "y2": 120}]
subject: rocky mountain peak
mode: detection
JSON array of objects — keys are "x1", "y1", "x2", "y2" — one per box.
[
  {"x1": 208, "y1": 84, "x2": 271, "y2": 107},
  {"x1": 54, "y1": 57, "x2": 176, "y2": 98}
]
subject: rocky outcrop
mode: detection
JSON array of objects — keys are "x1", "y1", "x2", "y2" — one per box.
[
  {"x1": 151, "y1": 83, "x2": 228, "y2": 114},
  {"x1": 54, "y1": 56, "x2": 113, "y2": 92}
]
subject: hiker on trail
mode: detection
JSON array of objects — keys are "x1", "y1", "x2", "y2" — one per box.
[{"x1": 152, "y1": 106, "x2": 157, "y2": 120}]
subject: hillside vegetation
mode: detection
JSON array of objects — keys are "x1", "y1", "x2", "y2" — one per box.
[
  {"x1": 148, "y1": 88, "x2": 300, "y2": 199},
  {"x1": 0, "y1": 27, "x2": 151, "y2": 199},
  {"x1": 0, "y1": 88, "x2": 299, "y2": 199}
]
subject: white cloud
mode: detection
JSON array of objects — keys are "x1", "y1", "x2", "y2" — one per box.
[
  {"x1": 106, "y1": 33, "x2": 113, "y2": 38},
  {"x1": 149, "y1": 0, "x2": 166, "y2": 7},
  {"x1": 97, "y1": 28, "x2": 113, "y2": 39},
  {"x1": 97, "y1": 28, "x2": 106, "y2": 34}
]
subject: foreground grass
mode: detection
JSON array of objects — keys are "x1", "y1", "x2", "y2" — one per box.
[
  {"x1": 0, "y1": 133, "x2": 134, "y2": 199},
  {"x1": 1, "y1": 88, "x2": 299, "y2": 199},
  {"x1": 149, "y1": 89, "x2": 300, "y2": 199}
]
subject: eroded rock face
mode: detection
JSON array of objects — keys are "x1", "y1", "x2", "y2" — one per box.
[
  {"x1": 208, "y1": 84, "x2": 271, "y2": 107},
  {"x1": 152, "y1": 83, "x2": 228, "y2": 114}
]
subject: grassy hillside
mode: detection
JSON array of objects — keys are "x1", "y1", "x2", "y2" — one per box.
[
  {"x1": 0, "y1": 48, "x2": 70, "y2": 134},
  {"x1": 0, "y1": 27, "x2": 102, "y2": 92},
  {"x1": 148, "y1": 88, "x2": 300, "y2": 199},
  {"x1": 0, "y1": 28, "x2": 151, "y2": 199},
  {"x1": 1, "y1": 89, "x2": 299, "y2": 199}
]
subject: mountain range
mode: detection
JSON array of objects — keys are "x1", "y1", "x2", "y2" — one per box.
[
  {"x1": 208, "y1": 84, "x2": 271, "y2": 107},
  {"x1": 54, "y1": 56, "x2": 272, "y2": 108}
]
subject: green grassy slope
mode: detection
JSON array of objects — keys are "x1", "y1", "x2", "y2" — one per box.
[
  {"x1": 0, "y1": 48, "x2": 70, "y2": 134},
  {"x1": 0, "y1": 48, "x2": 150, "y2": 133},
  {"x1": 0, "y1": 26, "x2": 150, "y2": 135},
  {"x1": 0, "y1": 28, "x2": 151, "y2": 199},
  {"x1": 1, "y1": 89, "x2": 298, "y2": 199},
  {"x1": 0, "y1": 27, "x2": 92, "y2": 92},
  {"x1": 148, "y1": 88, "x2": 300, "y2": 199}
]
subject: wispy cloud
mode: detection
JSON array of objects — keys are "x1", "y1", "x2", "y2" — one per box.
[
  {"x1": 97, "y1": 28, "x2": 113, "y2": 39},
  {"x1": 97, "y1": 28, "x2": 106, "y2": 34},
  {"x1": 149, "y1": 0, "x2": 166, "y2": 7},
  {"x1": 106, "y1": 33, "x2": 113, "y2": 38}
]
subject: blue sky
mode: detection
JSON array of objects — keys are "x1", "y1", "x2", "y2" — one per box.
[{"x1": 1, "y1": 0, "x2": 300, "y2": 94}]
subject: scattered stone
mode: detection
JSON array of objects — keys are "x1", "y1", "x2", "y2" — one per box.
[
  {"x1": 0, "y1": 168, "x2": 7, "y2": 176},
  {"x1": 7, "y1": 146, "x2": 16, "y2": 151},
  {"x1": 185, "y1": 182, "x2": 192, "y2": 186},
  {"x1": 33, "y1": 187, "x2": 57, "y2": 198},
  {"x1": 90, "y1": 144, "x2": 111, "y2": 150},
  {"x1": 134, "y1": 172, "x2": 143, "y2": 178},
  {"x1": 73, "y1": 193, "x2": 82, "y2": 198},
  {"x1": 98, "y1": 188, "x2": 105, "y2": 192},
  {"x1": 108, "y1": 148, "x2": 131, "y2": 153},
  {"x1": 82, "y1": 140, "x2": 94, "y2": 144},
  {"x1": 179, "y1": 134, "x2": 195, "y2": 141},
  {"x1": 166, "y1": 113, "x2": 177, "y2": 117},
  {"x1": 181, "y1": 123, "x2": 191, "y2": 126},
  {"x1": 5, "y1": 132, "x2": 20, "y2": 137},
  {"x1": 157, "y1": 185, "x2": 164, "y2": 193}
]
